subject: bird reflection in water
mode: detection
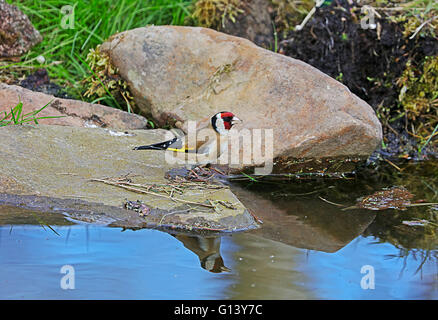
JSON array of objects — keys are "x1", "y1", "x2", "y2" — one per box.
[{"x1": 173, "y1": 234, "x2": 230, "y2": 273}]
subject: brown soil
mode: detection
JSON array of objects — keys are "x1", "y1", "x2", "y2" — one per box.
[
  {"x1": 19, "y1": 68, "x2": 69, "y2": 98},
  {"x1": 277, "y1": 0, "x2": 438, "y2": 160}
]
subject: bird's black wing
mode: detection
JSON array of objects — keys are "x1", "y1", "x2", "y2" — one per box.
[{"x1": 133, "y1": 137, "x2": 181, "y2": 150}]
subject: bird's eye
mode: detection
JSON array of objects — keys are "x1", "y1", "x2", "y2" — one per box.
[{"x1": 223, "y1": 117, "x2": 232, "y2": 123}]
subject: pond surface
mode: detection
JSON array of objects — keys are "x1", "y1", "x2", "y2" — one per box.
[{"x1": 0, "y1": 162, "x2": 437, "y2": 299}]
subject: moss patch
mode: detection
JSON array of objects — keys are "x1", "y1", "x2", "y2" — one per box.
[
  {"x1": 83, "y1": 45, "x2": 136, "y2": 114},
  {"x1": 397, "y1": 56, "x2": 438, "y2": 141},
  {"x1": 270, "y1": 0, "x2": 315, "y2": 36},
  {"x1": 191, "y1": 0, "x2": 245, "y2": 29}
]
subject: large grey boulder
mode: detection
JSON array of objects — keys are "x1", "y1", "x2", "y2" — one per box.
[{"x1": 101, "y1": 26, "x2": 382, "y2": 173}]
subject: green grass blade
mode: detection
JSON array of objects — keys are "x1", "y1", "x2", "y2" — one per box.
[
  {"x1": 240, "y1": 172, "x2": 259, "y2": 182},
  {"x1": 10, "y1": 106, "x2": 18, "y2": 124},
  {"x1": 420, "y1": 123, "x2": 438, "y2": 153},
  {"x1": 21, "y1": 100, "x2": 53, "y2": 118},
  {"x1": 75, "y1": 53, "x2": 122, "y2": 109},
  {"x1": 19, "y1": 115, "x2": 67, "y2": 125}
]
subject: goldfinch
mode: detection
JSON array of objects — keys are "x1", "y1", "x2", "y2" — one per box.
[{"x1": 133, "y1": 111, "x2": 242, "y2": 163}]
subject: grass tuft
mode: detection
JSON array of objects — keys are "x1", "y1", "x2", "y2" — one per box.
[
  {"x1": 3, "y1": 0, "x2": 193, "y2": 107},
  {"x1": 0, "y1": 101, "x2": 65, "y2": 127}
]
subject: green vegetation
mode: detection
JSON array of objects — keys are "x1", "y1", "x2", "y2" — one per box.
[
  {"x1": 83, "y1": 45, "x2": 135, "y2": 111},
  {"x1": 384, "y1": 0, "x2": 437, "y2": 39},
  {"x1": 270, "y1": 0, "x2": 315, "y2": 37},
  {"x1": 362, "y1": 0, "x2": 438, "y2": 146},
  {"x1": 191, "y1": 0, "x2": 244, "y2": 29},
  {"x1": 397, "y1": 56, "x2": 438, "y2": 144},
  {"x1": 1, "y1": 0, "x2": 192, "y2": 109},
  {"x1": 0, "y1": 101, "x2": 64, "y2": 127}
]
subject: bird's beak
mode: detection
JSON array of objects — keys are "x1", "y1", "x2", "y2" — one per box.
[{"x1": 231, "y1": 116, "x2": 242, "y2": 125}]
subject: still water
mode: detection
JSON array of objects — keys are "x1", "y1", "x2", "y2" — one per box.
[{"x1": 0, "y1": 162, "x2": 437, "y2": 299}]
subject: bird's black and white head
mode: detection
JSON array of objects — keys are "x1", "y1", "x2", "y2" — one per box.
[{"x1": 211, "y1": 111, "x2": 242, "y2": 135}]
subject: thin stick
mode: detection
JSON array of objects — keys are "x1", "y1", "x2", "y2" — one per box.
[
  {"x1": 386, "y1": 123, "x2": 399, "y2": 136},
  {"x1": 211, "y1": 167, "x2": 226, "y2": 175},
  {"x1": 406, "y1": 202, "x2": 438, "y2": 207},
  {"x1": 341, "y1": 203, "x2": 438, "y2": 211},
  {"x1": 287, "y1": 189, "x2": 321, "y2": 196},
  {"x1": 409, "y1": 16, "x2": 438, "y2": 40},
  {"x1": 248, "y1": 209, "x2": 263, "y2": 224},
  {"x1": 91, "y1": 178, "x2": 214, "y2": 208},
  {"x1": 385, "y1": 158, "x2": 402, "y2": 172},
  {"x1": 295, "y1": 0, "x2": 324, "y2": 31},
  {"x1": 318, "y1": 196, "x2": 345, "y2": 207},
  {"x1": 159, "y1": 209, "x2": 191, "y2": 225},
  {"x1": 341, "y1": 205, "x2": 359, "y2": 211},
  {"x1": 195, "y1": 226, "x2": 228, "y2": 232}
]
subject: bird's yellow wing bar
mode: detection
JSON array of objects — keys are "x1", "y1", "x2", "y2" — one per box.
[{"x1": 167, "y1": 147, "x2": 195, "y2": 153}]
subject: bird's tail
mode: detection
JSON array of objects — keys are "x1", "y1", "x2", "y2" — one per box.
[{"x1": 133, "y1": 137, "x2": 179, "y2": 151}]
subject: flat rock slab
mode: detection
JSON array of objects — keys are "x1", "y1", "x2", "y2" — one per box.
[
  {"x1": 0, "y1": 124, "x2": 257, "y2": 233},
  {"x1": 0, "y1": 84, "x2": 148, "y2": 130}
]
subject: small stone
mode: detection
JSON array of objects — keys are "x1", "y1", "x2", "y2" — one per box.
[
  {"x1": 0, "y1": 0, "x2": 42, "y2": 58},
  {"x1": 36, "y1": 55, "x2": 45, "y2": 64}
]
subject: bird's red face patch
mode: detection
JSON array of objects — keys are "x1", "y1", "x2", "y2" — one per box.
[{"x1": 221, "y1": 112, "x2": 235, "y2": 130}]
